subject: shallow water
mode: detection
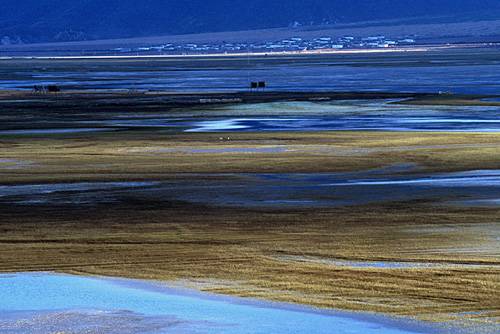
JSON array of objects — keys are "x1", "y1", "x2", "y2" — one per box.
[
  {"x1": 3, "y1": 99, "x2": 500, "y2": 135},
  {"x1": 0, "y1": 272, "x2": 445, "y2": 334},
  {"x1": 183, "y1": 101, "x2": 500, "y2": 132},
  {"x1": 0, "y1": 159, "x2": 33, "y2": 170},
  {"x1": 179, "y1": 147, "x2": 288, "y2": 154},
  {"x1": 0, "y1": 182, "x2": 158, "y2": 198},
  {"x1": 0, "y1": 128, "x2": 117, "y2": 135},
  {"x1": 79, "y1": 100, "x2": 500, "y2": 133},
  {"x1": 276, "y1": 255, "x2": 498, "y2": 270},
  {"x1": 481, "y1": 97, "x2": 500, "y2": 102},
  {"x1": 2, "y1": 51, "x2": 500, "y2": 94},
  {"x1": 0, "y1": 182, "x2": 159, "y2": 205},
  {"x1": 2, "y1": 169, "x2": 500, "y2": 208}
]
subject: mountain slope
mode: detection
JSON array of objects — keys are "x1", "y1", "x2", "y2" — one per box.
[{"x1": 1, "y1": 0, "x2": 500, "y2": 43}]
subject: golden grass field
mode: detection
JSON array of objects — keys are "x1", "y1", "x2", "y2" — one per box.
[
  {"x1": 0, "y1": 199, "x2": 499, "y2": 326},
  {"x1": 0, "y1": 129, "x2": 499, "y2": 330},
  {"x1": 2, "y1": 130, "x2": 500, "y2": 183}
]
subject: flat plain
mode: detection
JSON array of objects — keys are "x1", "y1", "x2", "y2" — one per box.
[{"x1": 0, "y1": 52, "x2": 499, "y2": 332}]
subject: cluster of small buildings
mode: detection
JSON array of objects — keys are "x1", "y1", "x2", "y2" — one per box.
[{"x1": 113, "y1": 36, "x2": 416, "y2": 55}]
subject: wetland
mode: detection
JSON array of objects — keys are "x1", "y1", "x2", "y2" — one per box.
[{"x1": 1, "y1": 50, "x2": 499, "y2": 333}]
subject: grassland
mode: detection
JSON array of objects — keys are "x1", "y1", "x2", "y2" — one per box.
[
  {"x1": 0, "y1": 129, "x2": 499, "y2": 329},
  {"x1": 2, "y1": 131, "x2": 500, "y2": 183},
  {"x1": 0, "y1": 200, "x2": 498, "y2": 327},
  {"x1": 0, "y1": 87, "x2": 499, "y2": 331}
]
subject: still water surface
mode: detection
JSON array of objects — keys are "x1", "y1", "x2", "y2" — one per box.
[
  {"x1": 2, "y1": 50, "x2": 500, "y2": 94},
  {"x1": 0, "y1": 272, "x2": 447, "y2": 334}
]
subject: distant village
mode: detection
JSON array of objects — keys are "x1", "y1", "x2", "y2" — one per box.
[{"x1": 113, "y1": 35, "x2": 417, "y2": 55}]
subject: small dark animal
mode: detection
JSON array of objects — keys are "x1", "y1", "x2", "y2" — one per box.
[
  {"x1": 250, "y1": 82, "x2": 258, "y2": 89},
  {"x1": 258, "y1": 81, "x2": 266, "y2": 89}
]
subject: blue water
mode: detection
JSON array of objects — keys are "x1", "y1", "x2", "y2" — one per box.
[
  {"x1": 2, "y1": 51, "x2": 500, "y2": 94},
  {"x1": 481, "y1": 97, "x2": 500, "y2": 102},
  {"x1": 182, "y1": 101, "x2": 500, "y2": 132},
  {"x1": 80, "y1": 100, "x2": 500, "y2": 133},
  {"x1": 2, "y1": 169, "x2": 500, "y2": 208},
  {"x1": 2, "y1": 100, "x2": 500, "y2": 135},
  {"x1": 0, "y1": 128, "x2": 117, "y2": 135},
  {"x1": 278, "y1": 255, "x2": 497, "y2": 270},
  {"x1": 0, "y1": 273, "x2": 444, "y2": 334}
]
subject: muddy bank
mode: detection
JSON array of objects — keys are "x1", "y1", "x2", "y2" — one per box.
[
  {"x1": 2, "y1": 169, "x2": 500, "y2": 209},
  {"x1": 0, "y1": 90, "x2": 429, "y2": 113},
  {"x1": 2, "y1": 97, "x2": 500, "y2": 136}
]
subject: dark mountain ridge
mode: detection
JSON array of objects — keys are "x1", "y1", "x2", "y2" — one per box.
[{"x1": 1, "y1": 0, "x2": 500, "y2": 43}]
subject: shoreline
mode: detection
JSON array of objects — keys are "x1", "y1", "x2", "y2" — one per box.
[
  {"x1": 0, "y1": 46, "x2": 432, "y2": 60},
  {"x1": 1, "y1": 89, "x2": 499, "y2": 110},
  {"x1": 1, "y1": 272, "x2": 457, "y2": 334},
  {"x1": 0, "y1": 87, "x2": 498, "y2": 330},
  {"x1": 0, "y1": 271, "x2": 454, "y2": 334},
  {"x1": 0, "y1": 43, "x2": 497, "y2": 60},
  {"x1": 1, "y1": 200, "x2": 498, "y2": 328},
  {"x1": 0, "y1": 88, "x2": 499, "y2": 109},
  {"x1": 0, "y1": 90, "x2": 427, "y2": 112}
]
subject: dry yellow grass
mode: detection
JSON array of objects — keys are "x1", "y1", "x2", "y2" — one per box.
[
  {"x1": 2, "y1": 131, "x2": 500, "y2": 183},
  {"x1": 0, "y1": 202, "x2": 498, "y2": 324},
  {"x1": 401, "y1": 95, "x2": 500, "y2": 107},
  {"x1": 1, "y1": 130, "x2": 499, "y2": 328}
]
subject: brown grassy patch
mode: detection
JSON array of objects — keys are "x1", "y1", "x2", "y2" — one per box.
[
  {"x1": 0, "y1": 202, "x2": 498, "y2": 324},
  {"x1": 2, "y1": 131, "x2": 500, "y2": 183}
]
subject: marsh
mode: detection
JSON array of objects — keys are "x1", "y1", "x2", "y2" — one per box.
[{"x1": 0, "y1": 50, "x2": 499, "y2": 333}]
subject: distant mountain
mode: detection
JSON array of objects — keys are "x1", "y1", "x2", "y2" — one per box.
[{"x1": 1, "y1": 0, "x2": 500, "y2": 44}]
